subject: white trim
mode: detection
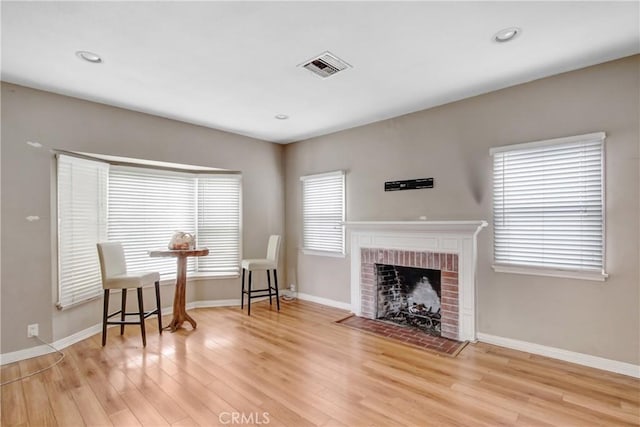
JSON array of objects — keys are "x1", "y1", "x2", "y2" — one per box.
[
  {"x1": 186, "y1": 273, "x2": 241, "y2": 282},
  {"x1": 477, "y1": 333, "x2": 640, "y2": 379},
  {"x1": 52, "y1": 323, "x2": 104, "y2": 350},
  {"x1": 297, "y1": 292, "x2": 352, "y2": 311},
  {"x1": 345, "y1": 220, "x2": 488, "y2": 230},
  {"x1": 1, "y1": 299, "x2": 246, "y2": 365},
  {"x1": 489, "y1": 131, "x2": 605, "y2": 155},
  {"x1": 299, "y1": 170, "x2": 344, "y2": 181},
  {"x1": 188, "y1": 299, "x2": 243, "y2": 308},
  {"x1": 301, "y1": 249, "x2": 346, "y2": 258},
  {"x1": 1, "y1": 323, "x2": 103, "y2": 365},
  {"x1": 5, "y1": 299, "x2": 636, "y2": 380},
  {"x1": 492, "y1": 264, "x2": 608, "y2": 282},
  {"x1": 1, "y1": 344, "x2": 53, "y2": 365},
  {"x1": 62, "y1": 149, "x2": 233, "y2": 173}
]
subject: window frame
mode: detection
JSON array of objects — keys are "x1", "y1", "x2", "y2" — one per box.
[
  {"x1": 490, "y1": 132, "x2": 608, "y2": 282},
  {"x1": 56, "y1": 154, "x2": 109, "y2": 309},
  {"x1": 300, "y1": 170, "x2": 346, "y2": 257},
  {"x1": 108, "y1": 164, "x2": 199, "y2": 279},
  {"x1": 55, "y1": 152, "x2": 243, "y2": 310},
  {"x1": 195, "y1": 174, "x2": 243, "y2": 277}
]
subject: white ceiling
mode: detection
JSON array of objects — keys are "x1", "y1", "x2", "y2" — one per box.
[{"x1": 2, "y1": 1, "x2": 639, "y2": 144}]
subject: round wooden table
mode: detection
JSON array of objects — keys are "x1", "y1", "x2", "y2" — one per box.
[{"x1": 148, "y1": 248, "x2": 209, "y2": 332}]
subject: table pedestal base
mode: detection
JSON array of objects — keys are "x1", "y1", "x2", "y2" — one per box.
[
  {"x1": 164, "y1": 312, "x2": 197, "y2": 332},
  {"x1": 149, "y1": 247, "x2": 209, "y2": 333},
  {"x1": 165, "y1": 256, "x2": 197, "y2": 332}
]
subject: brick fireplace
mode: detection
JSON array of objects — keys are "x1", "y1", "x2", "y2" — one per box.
[
  {"x1": 361, "y1": 248, "x2": 459, "y2": 339},
  {"x1": 346, "y1": 220, "x2": 487, "y2": 342}
]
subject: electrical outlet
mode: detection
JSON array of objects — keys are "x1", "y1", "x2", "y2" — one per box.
[
  {"x1": 27, "y1": 324, "x2": 39, "y2": 338},
  {"x1": 289, "y1": 283, "x2": 296, "y2": 293}
]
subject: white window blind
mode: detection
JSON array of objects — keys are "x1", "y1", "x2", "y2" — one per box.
[
  {"x1": 57, "y1": 154, "x2": 108, "y2": 309},
  {"x1": 197, "y1": 175, "x2": 242, "y2": 275},
  {"x1": 301, "y1": 171, "x2": 345, "y2": 254},
  {"x1": 58, "y1": 154, "x2": 243, "y2": 308},
  {"x1": 108, "y1": 166, "x2": 196, "y2": 278},
  {"x1": 491, "y1": 132, "x2": 605, "y2": 274}
]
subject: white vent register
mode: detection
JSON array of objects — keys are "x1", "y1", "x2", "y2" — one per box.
[{"x1": 301, "y1": 51, "x2": 351, "y2": 78}]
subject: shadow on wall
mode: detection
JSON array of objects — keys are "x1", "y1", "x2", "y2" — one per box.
[{"x1": 461, "y1": 144, "x2": 485, "y2": 204}]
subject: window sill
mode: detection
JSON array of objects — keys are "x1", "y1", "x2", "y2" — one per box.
[
  {"x1": 492, "y1": 264, "x2": 608, "y2": 282},
  {"x1": 301, "y1": 249, "x2": 346, "y2": 258}
]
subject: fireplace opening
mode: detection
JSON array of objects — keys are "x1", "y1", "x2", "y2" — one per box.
[{"x1": 375, "y1": 264, "x2": 442, "y2": 337}]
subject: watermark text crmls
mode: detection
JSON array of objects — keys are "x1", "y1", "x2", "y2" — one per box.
[{"x1": 219, "y1": 412, "x2": 270, "y2": 425}]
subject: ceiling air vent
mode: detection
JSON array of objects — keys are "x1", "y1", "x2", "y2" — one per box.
[{"x1": 300, "y1": 51, "x2": 351, "y2": 78}]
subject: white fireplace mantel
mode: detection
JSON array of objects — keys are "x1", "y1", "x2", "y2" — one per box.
[
  {"x1": 345, "y1": 220, "x2": 488, "y2": 233},
  {"x1": 345, "y1": 220, "x2": 488, "y2": 342}
]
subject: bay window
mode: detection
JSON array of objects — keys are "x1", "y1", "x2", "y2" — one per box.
[{"x1": 57, "y1": 153, "x2": 242, "y2": 309}]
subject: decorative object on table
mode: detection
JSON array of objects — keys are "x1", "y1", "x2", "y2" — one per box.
[
  {"x1": 168, "y1": 231, "x2": 195, "y2": 250},
  {"x1": 384, "y1": 177, "x2": 434, "y2": 191}
]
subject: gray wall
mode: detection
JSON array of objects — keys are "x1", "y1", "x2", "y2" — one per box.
[
  {"x1": 1, "y1": 83, "x2": 285, "y2": 353},
  {"x1": 284, "y1": 55, "x2": 640, "y2": 365},
  {"x1": 3, "y1": 55, "x2": 638, "y2": 366}
]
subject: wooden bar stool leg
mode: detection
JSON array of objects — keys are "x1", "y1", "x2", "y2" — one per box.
[
  {"x1": 155, "y1": 281, "x2": 162, "y2": 334},
  {"x1": 273, "y1": 269, "x2": 280, "y2": 311},
  {"x1": 241, "y1": 268, "x2": 246, "y2": 309},
  {"x1": 267, "y1": 270, "x2": 273, "y2": 305},
  {"x1": 102, "y1": 289, "x2": 110, "y2": 346},
  {"x1": 120, "y1": 288, "x2": 127, "y2": 335},
  {"x1": 248, "y1": 270, "x2": 252, "y2": 316},
  {"x1": 137, "y1": 288, "x2": 146, "y2": 347}
]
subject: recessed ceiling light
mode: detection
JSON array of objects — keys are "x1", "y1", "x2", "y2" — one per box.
[
  {"x1": 275, "y1": 114, "x2": 289, "y2": 120},
  {"x1": 494, "y1": 27, "x2": 521, "y2": 43},
  {"x1": 75, "y1": 50, "x2": 103, "y2": 63},
  {"x1": 26, "y1": 141, "x2": 42, "y2": 148}
]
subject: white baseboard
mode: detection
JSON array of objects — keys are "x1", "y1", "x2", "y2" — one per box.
[
  {"x1": 297, "y1": 292, "x2": 352, "y2": 311},
  {"x1": 477, "y1": 332, "x2": 640, "y2": 379},
  {"x1": 0, "y1": 344, "x2": 52, "y2": 365},
  {"x1": 1, "y1": 323, "x2": 103, "y2": 366},
  {"x1": 189, "y1": 299, "x2": 241, "y2": 309},
  {"x1": 5, "y1": 307, "x2": 637, "y2": 380},
  {"x1": 53, "y1": 323, "x2": 104, "y2": 351},
  {"x1": 0, "y1": 299, "x2": 251, "y2": 365}
]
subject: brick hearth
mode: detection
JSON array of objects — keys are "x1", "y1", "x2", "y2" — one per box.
[
  {"x1": 360, "y1": 248, "x2": 459, "y2": 340},
  {"x1": 337, "y1": 315, "x2": 464, "y2": 356}
]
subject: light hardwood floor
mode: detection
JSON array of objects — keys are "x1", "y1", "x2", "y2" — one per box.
[{"x1": 1, "y1": 299, "x2": 639, "y2": 426}]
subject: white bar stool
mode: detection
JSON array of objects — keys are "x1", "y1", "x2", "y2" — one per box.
[
  {"x1": 97, "y1": 242, "x2": 162, "y2": 347},
  {"x1": 241, "y1": 235, "x2": 281, "y2": 315}
]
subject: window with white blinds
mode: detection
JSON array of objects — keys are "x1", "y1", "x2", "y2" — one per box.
[
  {"x1": 197, "y1": 175, "x2": 241, "y2": 275},
  {"x1": 491, "y1": 132, "x2": 606, "y2": 277},
  {"x1": 108, "y1": 166, "x2": 197, "y2": 278},
  {"x1": 57, "y1": 154, "x2": 108, "y2": 308},
  {"x1": 57, "y1": 155, "x2": 242, "y2": 308},
  {"x1": 301, "y1": 171, "x2": 345, "y2": 255}
]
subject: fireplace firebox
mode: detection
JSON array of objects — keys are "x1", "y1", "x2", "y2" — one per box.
[
  {"x1": 375, "y1": 264, "x2": 442, "y2": 336},
  {"x1": 358, "y1": 247, "x2": 460, "y2": 340}
]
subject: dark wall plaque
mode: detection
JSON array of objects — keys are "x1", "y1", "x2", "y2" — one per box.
[{"x1": 385, "y1": 178, "x2": 434, "y2": 192}]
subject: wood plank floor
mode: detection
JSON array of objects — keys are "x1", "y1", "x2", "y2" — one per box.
[{"x1": 1, "y1": 299, "x2": 639, "y2": 426}]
